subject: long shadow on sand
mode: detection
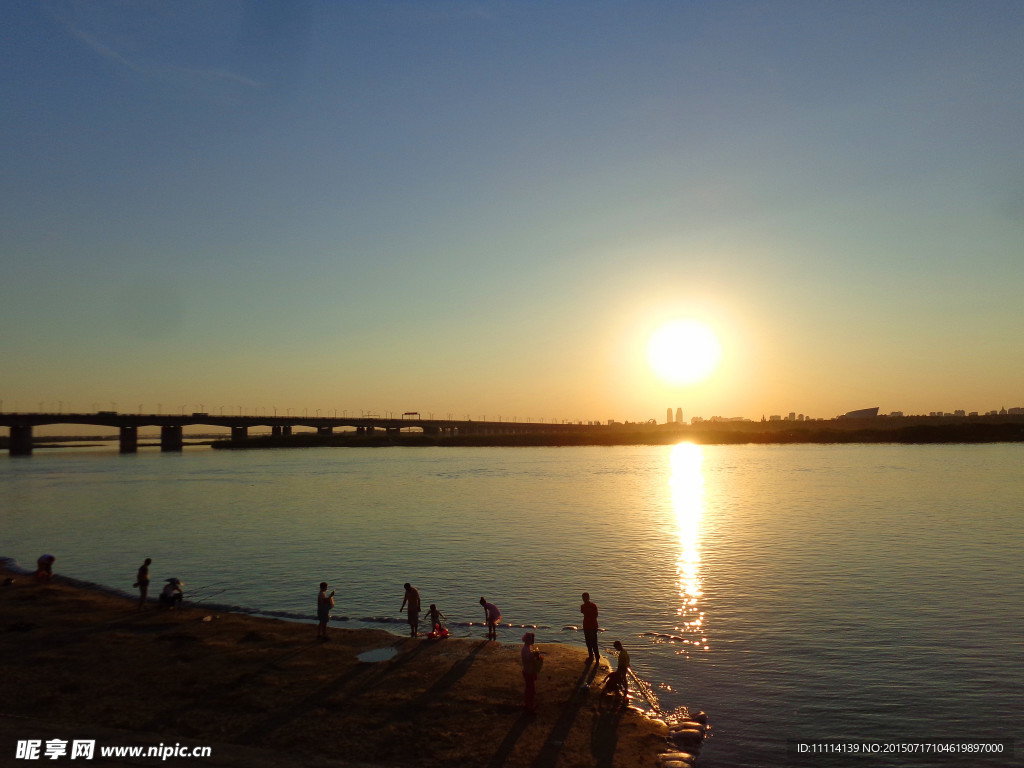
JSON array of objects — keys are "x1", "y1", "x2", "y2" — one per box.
[
  {"x1": 530, "y1": 660, "x2": 603, "y2": 768},
  {"x1": 394, "y1": 639, "x2": 488, "y2": 719},
  {"x1": 486, "y1": 712, "x2": 535, "y2": 768},
  {"x1": 139, "y1": 637, "x2": 329, "y2": 732},
  {"x1": 236, "y1": 638, "x2": 431, "y2": 746},
  {"x1": 590, "y1": 698, "x2": 625, "y2": 768}
]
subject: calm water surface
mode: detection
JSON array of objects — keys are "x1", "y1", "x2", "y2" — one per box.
[{"x1": 2, "y1": 443, "x2": 1021, "y2": 767}]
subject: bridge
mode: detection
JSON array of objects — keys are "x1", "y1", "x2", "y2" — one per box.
[{"x1": 0, "y1": 412, "x2": 605, "y2": 456}]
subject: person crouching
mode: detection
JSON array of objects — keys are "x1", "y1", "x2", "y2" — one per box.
[{"x1": 159, "y1": 578, "x2": 183, "y2": 609}]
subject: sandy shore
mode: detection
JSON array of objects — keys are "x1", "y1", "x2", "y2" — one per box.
[{"x1": 0, "y1": 565, "x2": 676, "y2": 767}]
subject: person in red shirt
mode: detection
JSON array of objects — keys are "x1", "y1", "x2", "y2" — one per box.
[{"x1": 580, "y1": 592, "x2": 601, "y2": 662}]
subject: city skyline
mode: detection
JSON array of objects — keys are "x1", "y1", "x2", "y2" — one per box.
[{"x1": 3, "y1": 2, "x2": 1022, "y2": 422}]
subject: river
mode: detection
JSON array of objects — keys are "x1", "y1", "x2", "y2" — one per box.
[{"x1": 2, "y1": 442, "x2": 1020, "y2": 766}]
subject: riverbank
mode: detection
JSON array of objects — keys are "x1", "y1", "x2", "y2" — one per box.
[{"x1": 0, "y1": 564, "x2": 678, "y2": 768}]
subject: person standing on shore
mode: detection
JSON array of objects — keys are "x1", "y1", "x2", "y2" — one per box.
[
  {"x1": 134, "y1": 558, "x2": 151, "y2": 611},
  {"x1": 401, "y1": 583, "x2": 421, "y2": 637},
  {"x1": 613, "y1": 640, "x2": 631, "y2": 697},
  {"x1": 580, "y1": 592, "x2": 600, "y2": 663},
  {"x1": 479, "y1": 597, "x2": 501, "y2": 641},
  {"x1": 521, "y1": 632, "x2": 543, "y2": 715},
  {"x1": 317, "y1": 582, "x2": 335, "y2": 640}
]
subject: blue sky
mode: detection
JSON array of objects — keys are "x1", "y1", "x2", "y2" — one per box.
[{"x1": 2, "y1": 1, "x2": 1022, "y2": 423}]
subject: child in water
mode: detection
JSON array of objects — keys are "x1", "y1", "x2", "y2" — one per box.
[
  {"x1": 426, "y1": 604, "x2": 449, "y2": 638},
  {"x1": 426, "y1": 603, "x2": 447, "y2": 632}
]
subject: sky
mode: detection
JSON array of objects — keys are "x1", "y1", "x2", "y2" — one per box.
[{"x1": 2, "y1": 0, "x2": 1022, "y2": 426}]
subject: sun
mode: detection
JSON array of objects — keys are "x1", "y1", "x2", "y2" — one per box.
[{"x1": 647, "y1": 319, "x2": 723, "y2": 386}]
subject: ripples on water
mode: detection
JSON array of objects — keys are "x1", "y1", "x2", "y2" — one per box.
[{"x1": 2, "y1": 442, "x2": 1021, "y2": 767}]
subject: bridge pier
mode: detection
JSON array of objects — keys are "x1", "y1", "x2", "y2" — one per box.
[
  {"x1": 9, "y1": 425, "x2": 33, "y2": 456},
  {"x1": 272, "y1": 426, "x2": 282, "y2": 437},
  {"x1": 119, "y1": 426, "x2": 138, "y2": 454},
  {"x1": 161, "y1": 425, "x2": 183, "y2": 452},
  {"x1": 282, "y1": 426, "x2": 292, "y2": 436},
  {"x1": 231, "y1": 426, "x2": 248, "y2": 443},
  {"x1": 317, "y1": 426, "x2": 332, "y2": 436}
]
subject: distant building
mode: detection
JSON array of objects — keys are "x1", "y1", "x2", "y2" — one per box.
[
  {"x1": 667, "y1": 408, "x2": 674, "y2": 424},
  {"x1": 676, "y1": 408, "x2": 683, "y2": 424},
  {"x1": 840, "y1": 407, "x2": 880, "y2": 419}
]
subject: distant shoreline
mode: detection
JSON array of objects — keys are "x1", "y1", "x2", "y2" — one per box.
[
  {"x1": 5, "y1": 416, "x2": 1022, "y2": 451},
  {"x1": 210, "y1": 420, "x2": 1024, "y2": 449}
]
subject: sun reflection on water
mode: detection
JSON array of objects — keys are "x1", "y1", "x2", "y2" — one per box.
[{"x1": 670, "y1": 442, "x2": 708, "y2": 654}]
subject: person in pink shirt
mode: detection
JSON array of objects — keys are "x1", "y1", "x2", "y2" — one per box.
[{"x1": 479, "y1": 597, "x2": 501, "y2": 640}]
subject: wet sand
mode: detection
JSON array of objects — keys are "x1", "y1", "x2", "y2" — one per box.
[{"x1": 0, "y1": 566, "x2": 670, "y2": 767}]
